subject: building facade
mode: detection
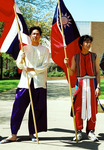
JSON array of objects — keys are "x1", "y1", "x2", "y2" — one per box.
[{"x1": 76, "y1": 21, "x2": 104, "y2": 59}]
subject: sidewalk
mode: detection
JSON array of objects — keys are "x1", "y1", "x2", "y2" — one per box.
[{"x1": 0, "y1": 80, "x2": 104, "y2": 150}]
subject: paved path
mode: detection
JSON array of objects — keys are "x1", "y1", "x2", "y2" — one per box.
[{"x1": 0, "y1": 80, "x2": 104, "y2": 150}]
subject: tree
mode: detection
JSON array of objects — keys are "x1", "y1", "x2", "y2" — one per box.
[
  {"x1": 0, "y1": 0, "x2": 56, "y2": 78},
  {"x1": 0, "y1": 22, "x2": 4, "y2": 37},
  {"x1": 16, "y1": 0, "x2": 56, "y2": 20},
  {"x1": 16, "y1": 0, "x2": 55, "y2": 39},
  {"x1": 0, "y1": 54, "x2": 3, "y2": 79}
]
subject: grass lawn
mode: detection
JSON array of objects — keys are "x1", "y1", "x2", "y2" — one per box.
[
  {"x1": 99, "y1": 78, "x2": 104, "y2": 99},
  {"x1": 0, "y1": 79, "x2": 19, "y2": 93},
  {"x1": 0, "y1": 78, "x2": 104, "y2": 99}
]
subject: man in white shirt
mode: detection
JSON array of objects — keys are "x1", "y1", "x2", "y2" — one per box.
[{"x1": 0, "y1": 26, "x2": 50, "y2": 143}]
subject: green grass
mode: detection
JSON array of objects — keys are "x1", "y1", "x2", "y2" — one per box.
[
  {"x1": 0, "y1": 78, "x2": 104, "y2": 99},
  {"x1": 0, "y1": 79, "x2": 19, "y2": 93},
  {"x1": 99, "y1": 78, "x2": 104, "y2": 99}
]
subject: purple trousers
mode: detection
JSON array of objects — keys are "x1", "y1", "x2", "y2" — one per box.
[{"x1": 11, "y1": 79, "x2": 47, "y2": 134}]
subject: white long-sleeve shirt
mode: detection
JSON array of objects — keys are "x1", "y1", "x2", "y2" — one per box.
[{"x1": 16, "y1": 44, "x2": 50, "y2": 89}]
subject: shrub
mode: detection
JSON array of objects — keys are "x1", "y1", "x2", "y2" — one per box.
[
  {"x1": 47, "y1": 71, "x2": 65, "y2": 77},
  {"x1": 3, "y1": 67, "x2": 20, "y2": 78},
  {"x1": 3, "y1": 69, "x2": 10, "y2": 77},
  {"x1": 48, "y1": 63, "x2": 63, "y2": 72}
]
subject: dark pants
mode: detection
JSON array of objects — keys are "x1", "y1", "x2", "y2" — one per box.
[{"x1": 11, "y1": 79, "x2": 47, "y2": 134}]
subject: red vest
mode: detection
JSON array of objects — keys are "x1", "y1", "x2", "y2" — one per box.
[{"x1": 75, "y1": 52, "x2": 97, "y2": 77}]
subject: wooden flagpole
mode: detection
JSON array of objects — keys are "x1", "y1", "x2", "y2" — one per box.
[
  {"x1": 57, "y1": 0, "x2": 78, "y2": 142},
  {"x1": 13, "y1": 4, "x2": 39, "y2": 144}
]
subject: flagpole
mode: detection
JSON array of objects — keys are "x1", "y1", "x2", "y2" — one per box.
[
  {"x1": 57, "y1": 0, "x2": 78, "y2": 142},
  {"x1": 13, "y1": 4, "x2": 39, "y2": 144}
]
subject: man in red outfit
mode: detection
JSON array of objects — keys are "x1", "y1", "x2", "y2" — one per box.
[{"x1": 64, "y1": 35, "x2": 100, "y2": 142}]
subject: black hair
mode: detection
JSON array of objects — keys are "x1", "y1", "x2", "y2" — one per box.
[
  {"x1": 78, "y1": 35, "x2": 93, "y2": 50},
  {"x1": 29, "y1": 26, "x2": 42, "y2": 36}
]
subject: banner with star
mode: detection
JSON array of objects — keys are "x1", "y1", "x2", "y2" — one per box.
[{"x1": 51, "y1": 0, "x2": 81, "y2": 87}]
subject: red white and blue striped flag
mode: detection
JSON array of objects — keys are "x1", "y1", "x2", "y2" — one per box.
[
  {"x1": 0, "y1": 0, "x2": 31, "y2": 60},
  {"x1": 51, "y1": 0, "x2": 81, "y2": 87}
]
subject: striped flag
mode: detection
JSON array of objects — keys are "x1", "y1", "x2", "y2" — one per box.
[{"x1": 0, "y1": 0, "x2": 31, "y2": 60}]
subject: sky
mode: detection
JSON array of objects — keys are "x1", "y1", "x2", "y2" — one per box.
[
  {"x1": 15, "y1": 0, "x2": 104, "y2": 22},
  {"x1": 63, "y1": 0, "x2": 104, "y2": 22}
]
